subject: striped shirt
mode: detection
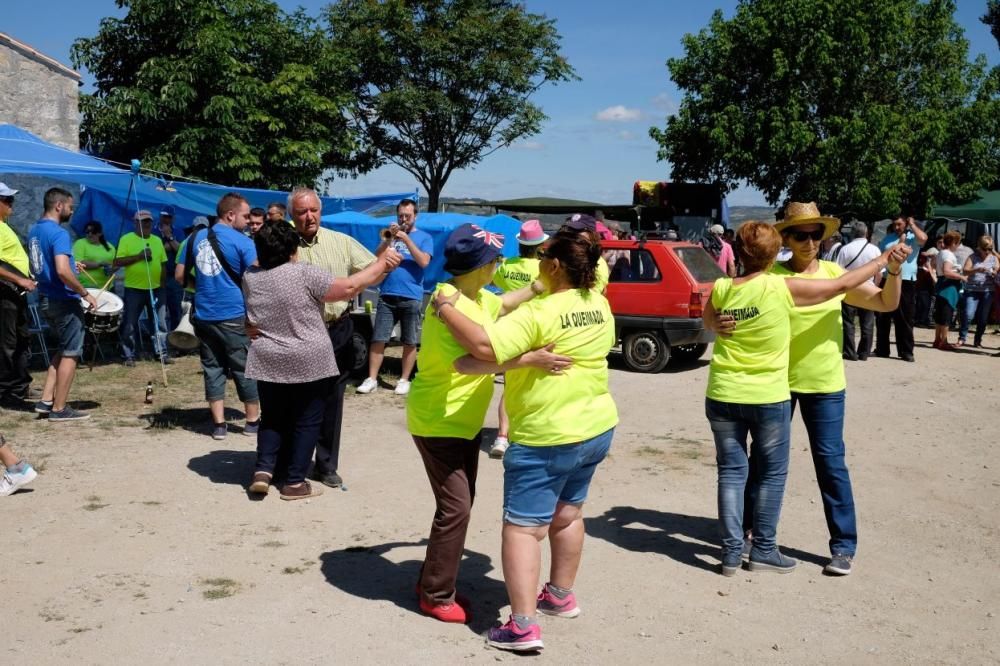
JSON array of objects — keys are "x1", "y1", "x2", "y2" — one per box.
[{"x1": 297, "y1": 227, "x2": 376, "y2": 321}]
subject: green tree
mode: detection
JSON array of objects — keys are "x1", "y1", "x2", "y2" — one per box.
[
  {"x1": 650, "y1": 0, "x2": 1000, "y2": 218},
  {"x1": 323, "y1": 0, "x2": 577, "y2": 211},
  {"x1": 985, "y1": 1, "x2": 1000, "y2": 47},
  {"x1": 71, "y1": 0, "x2": 373, "y2": 189}
]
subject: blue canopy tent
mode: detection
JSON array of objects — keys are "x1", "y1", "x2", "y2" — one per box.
[
  {"x1": 0, "y1": 124, "x2": 416, "y2": 245},
  {"x1": 321, "y1": 211, "x2": 523, "y2": 291}
]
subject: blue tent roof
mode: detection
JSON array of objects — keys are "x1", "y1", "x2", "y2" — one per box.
[
  {"x1": 321, "y1": 211, "x2": 523, "y2": 291},
  {"x1": 0, "y1": 124, "x2": 417, "y2": 245}
]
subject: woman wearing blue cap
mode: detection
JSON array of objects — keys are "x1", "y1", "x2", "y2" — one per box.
[{"x1": 407, "y1": 223, "x2": 563, "y2": 625}]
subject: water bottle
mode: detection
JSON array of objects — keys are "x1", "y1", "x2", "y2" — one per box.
[{"x1": 144, "y1": 382, "x2": 154, "y2": 404}]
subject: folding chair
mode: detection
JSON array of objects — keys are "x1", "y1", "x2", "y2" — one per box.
[{"x1": 26, "y1": 293, "x2": 50, "y2": 367}]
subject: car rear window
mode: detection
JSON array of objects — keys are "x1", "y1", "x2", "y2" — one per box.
[{"x1": 674, "y1": 247, "x2": 725, "y2": 283}]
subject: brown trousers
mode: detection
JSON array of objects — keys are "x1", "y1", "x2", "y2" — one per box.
[{"x1": 412, "y1": 433, "x2": 480, "y2": 604}]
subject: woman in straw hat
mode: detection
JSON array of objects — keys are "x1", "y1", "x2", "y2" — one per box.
[
  {"x1": 704, "y1": 220, "x2": 908, "y2": 577},
  {"x1": 710, "y1": 202, "x2": 909, "y2": 577}
]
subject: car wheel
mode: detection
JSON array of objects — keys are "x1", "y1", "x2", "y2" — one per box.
[
  {"x1": 671, "y1": 343, "x2": 708, "y2": 363},
  {"x1": 621, "y1": 330, "x2": 671, "y2": 373},
  {"x1": 350, "y1": 331, "x2": 368, "y2": 377}
]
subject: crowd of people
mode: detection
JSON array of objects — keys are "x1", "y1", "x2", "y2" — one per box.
[{"x1": 0, "y1": 182, "x2": 994, "y2": 651}]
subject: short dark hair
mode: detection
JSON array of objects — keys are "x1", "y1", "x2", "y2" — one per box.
[
  {"x1": 397, "y1": 198, "x2": 417, "y2": 214},
  {"x1": 216, "y1": 192, "x2": 248, "y2": 218},
  {"x1": 254, "y1": 219, "x2": 301, "y2": 269},
  {"x1": 249, "y1": 207, "x2": 266, "y2": 218},
  {"x1": 267, "y1": 202, "x2": 286, "y2": 214},
  {"x1": 43, "y1": 187, "x2": 73, "y2": 212}
]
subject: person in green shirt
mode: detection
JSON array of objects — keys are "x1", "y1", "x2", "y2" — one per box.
[
  {"x1": 703, "y1": 219, "x2": 908, "y2": 578},
  {"x1": 488, "y1": 219, "x2": 548, "y2": 459},
  {"x1": 433, "y1": 228, "x2": 618, "y2": 652},
  {"x1": 114, "y1": 210, "x2": 169, "y2": 366},
  {"x1": 72, "y1": 221, "x2": 116, "y2": 289}
]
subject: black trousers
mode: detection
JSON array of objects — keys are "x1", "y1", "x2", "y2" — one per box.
[
  {"x1": 876, "y1": 280, "x2": 917, "y2": 358},
  {"x1": 314, "y1": 316, "x2": 357, "y2": 476},
  {"x1": 841, "y1": 303, "x2": 875, "y2": 360},
  {"x1": 0, "y1": 290, "x2": 31, "y2": 400}
]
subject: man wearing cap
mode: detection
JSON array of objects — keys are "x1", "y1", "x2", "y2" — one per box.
[
  {"x1": 115, "y1": 210, "x2": 170, "y2": 367},
  {"x1": 836, "y1": 221, "x2": 882, "y2": 361},
  {"x1": 287, "y1": 186, "x2": 387, "y2": 488},
  {"x1": 488, "y1": 219, "x2": 548, "y2": 458},
  {"x1": 357, "y1": 198, "x2": 433, "y2": 397},
  {"x1": 706, "y1": 224, "x2": 736, "y2": 276},
  {"x1": 158, "y1": 205, "x2": 183, "y2": 331},
  {"x1": 0, "y1": 183, "x2": 38, "y2": 406},
  {"x1": 875, "y1": 211, "x2": 927, "y2": 362},
  {"x1": 28, "y1": 187, "x2": 98, "y2": 421}
]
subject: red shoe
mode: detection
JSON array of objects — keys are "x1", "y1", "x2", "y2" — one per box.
[
  {"x1": 932, "y1": 339, "x2": 942, "y2": 349},
  {"x1": 419, "y1": 596, "x2": 469, "y2": 623},
  {"x1": 940, "y1": 342, "x2": 959, "y2": 351}
]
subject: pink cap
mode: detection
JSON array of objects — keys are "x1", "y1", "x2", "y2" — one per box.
[{"x1": 516, "y1": 219, "x2": 548, "y2": 246}]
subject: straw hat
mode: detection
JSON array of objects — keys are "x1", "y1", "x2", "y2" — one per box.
[{"x1": 773, "y1": 201, "x2": 840, "y2": 241}]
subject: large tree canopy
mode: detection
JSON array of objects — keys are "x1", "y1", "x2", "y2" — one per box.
[
  {"x1": 72, "y1": 0, "x2": 373, "y2": 189},
  {"x1": 324, "y1": 0, "x2": 577, "y2": 211},
  {"x1": 650, "y1": 0, "x2": 1000, "y2": 218},
  {"x1": 985, "y1": 1, "x2": 1000, "y2": 46}
]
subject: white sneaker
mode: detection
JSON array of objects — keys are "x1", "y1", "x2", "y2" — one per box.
[
  {"x1": 489, "y1": 436, "x2": 509, "y2": 459},
  {"x1": 394, "y1": 379, "x2": 411, "y2": 396},
  {"x1": 0, "y1": 464, "x2": 38, "y2": 497},
  {"x1": 356, "y1": 377, "x2": 378, "y2": 394}
]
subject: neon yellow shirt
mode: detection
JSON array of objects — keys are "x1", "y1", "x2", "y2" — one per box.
[
  {"x1": 117, "y1": 233, "x2": 166, "y2": 289},
  {"x1": 407, "y1": 283, "x2": 503, "y2": 439},
  {"x1": 73, "y1": 238, "x2": 116, "y2": 288},
  {"x1": 493, "y1": 257, "x2": 540, "y2": 292},
  {"x1": 487, "y1": 288, "x2": 618, "y2": 446},
  {"x1": 771, "y1": 261, "x2": 847, "y2": 393},
  {"x1": 594, "y1": 256, "x2": 609, "y2": 293},
  {"x1": 707, "y1": 274, "x2": 794, "y2": 404},
  {"x1": 0, "y1": 222, "x2": 29, "y2": 276},
  {"x1": 175, "y1": 237, "x2": 196, "y2": 294}
]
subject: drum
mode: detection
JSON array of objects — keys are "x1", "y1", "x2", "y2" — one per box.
[{"x1": 82, "y1": 288, "x2": 124, "y2": 334}]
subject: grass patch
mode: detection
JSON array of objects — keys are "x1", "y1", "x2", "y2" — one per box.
[
  {"x1": 635, "y1": 445, "x2": 665, "y2": 457},
  {"x1": 261, "y1": 540, "x2": 286, "y2": 548},
  {"x1": 282, "y1": 566, "x2": 305, "y2": 575},
  {"x1": 677, "y1": 448, "x2": 703, "y2": 460},
  {"x1": 68, "y1": 627, "x2": 91, "y2": 634},
  {"x1": 200, "y1": 578, "x2": 240, "y2": 600},
  {"x1": 83, "y1": 495, "x2": 109, "y2": 511},
  {"x1": 40, "y1": 609, "x2": 66, "y2": 622}
]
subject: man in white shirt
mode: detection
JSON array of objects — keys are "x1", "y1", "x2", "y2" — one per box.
[{"x1": 836, "y1": 221, "x2": 882, "y2": 360}]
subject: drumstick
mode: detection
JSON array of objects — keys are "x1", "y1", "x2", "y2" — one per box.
[{"x1": 92, "y1": 273, "x2": 117, "y2": 305}]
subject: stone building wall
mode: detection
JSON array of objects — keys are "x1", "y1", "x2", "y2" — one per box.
[{"x1": 0, "y1": 33, "x2": 81, "y2": 238}]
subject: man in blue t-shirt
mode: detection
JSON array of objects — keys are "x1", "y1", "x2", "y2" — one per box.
[
  {"x1": 356, "y1": 198, "x2": 433, "y2": 396},
  {"x1": 176, "y1": 192, "x2": 259, "y2": 440},
  {"x1": 875, "y1": 211, "x2": 928, "y2": 362},
  {"x1": 27, "y1": 187, "x2": 97, "y2": 421}
]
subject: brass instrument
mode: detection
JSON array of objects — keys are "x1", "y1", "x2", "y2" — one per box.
[{"x1": 380, "y1": 227, "x2": 396, "y2": 241}]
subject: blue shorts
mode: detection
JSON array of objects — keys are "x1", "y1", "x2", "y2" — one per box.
[
  {"x1": 502, "y1": 428, "x2": 614, "y2": 526},
  {"x1": 40, "y1": 296, "x2": 85, "y2": 358},
  {"x1": 372, "y1": 295, "x2": 422, "y2": 345}
]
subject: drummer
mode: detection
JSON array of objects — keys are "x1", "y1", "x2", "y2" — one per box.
[{"x1": 73, "y1": 221, "x2": 116, "y2": 289}]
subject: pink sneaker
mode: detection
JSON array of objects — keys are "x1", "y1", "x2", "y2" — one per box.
[
  {"x1": 486, "y1": 616, "x2": 543, "y2": 651},
  {"x1": 537, "y1": 583, "x2": 580, "y2": 618}
]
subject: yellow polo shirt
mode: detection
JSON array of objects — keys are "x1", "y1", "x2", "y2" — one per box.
[{"x1": 0, "y1": 222, "x2": 29, "y2": 276}]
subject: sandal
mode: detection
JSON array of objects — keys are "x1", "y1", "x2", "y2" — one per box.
[
  {"x1": 279, "y1": 480, "x2": 324, "y2": 501},
  {"x1": 249, "y1": 471, "x2": 272, "y2": 495}
]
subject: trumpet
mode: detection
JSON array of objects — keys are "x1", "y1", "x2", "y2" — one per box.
[{"x1": 380, "y1": 227, "x2": 396, "y2": 241}]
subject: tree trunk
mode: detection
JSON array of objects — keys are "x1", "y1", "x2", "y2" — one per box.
[{"x1": 426, "y1": 182, "x2": 442, "y2": 212}]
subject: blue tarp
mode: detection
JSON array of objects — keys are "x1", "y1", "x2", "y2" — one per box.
[
  {"x1": 0, "y1": 124, "x2": 417, "y2": 245},
  {"x1": 321, "y1": 211, "x2": 523, "y2": 291}
]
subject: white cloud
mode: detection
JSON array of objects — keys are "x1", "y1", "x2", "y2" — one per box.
[{"x1": 595, "y1": 105, "x2": 643, "y2": 122}]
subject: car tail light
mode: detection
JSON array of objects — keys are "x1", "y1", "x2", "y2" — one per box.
[{"x1": 689, "y1": 291, "x2": 703, "y2": 318}]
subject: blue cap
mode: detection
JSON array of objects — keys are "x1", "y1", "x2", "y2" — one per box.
[
  {"x1": 160, "y1": 205, "x2": 176, "y2": 217},
  {"x1": 563, "y1": 213, "x2": 597, "y2": 232},
  {"x1": 443, "y1": 224, "x2": 504, "y2": 275}
]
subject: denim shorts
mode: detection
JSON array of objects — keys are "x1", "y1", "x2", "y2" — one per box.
[
  {"x1": 40, "y1": 296, "x2": 85, "y2": 358},
  {"x1": 192, "y1": 317, "x2": 259, "y2": 403},
  {"x1": 502, "y1": 428, "x2": 614, "y2": 526},
  {"x1": 372, "y1": 295, "x2": 422, "y2": 345}
]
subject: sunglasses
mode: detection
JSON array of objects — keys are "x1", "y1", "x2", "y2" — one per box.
[{"x1": 788, "y1": 228, "x2": 825, "y2": 242}]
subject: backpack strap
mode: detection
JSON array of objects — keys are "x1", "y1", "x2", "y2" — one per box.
[{"x1": 207, "y1": 226, "x2": 242, "y2": 287}]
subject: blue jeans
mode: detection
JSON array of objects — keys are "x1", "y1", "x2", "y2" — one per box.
[
  {"x1": 706, "y1": 398, "x2": 791, "y2": 560},
  {"x1": 120, "y1": 287, "x2": 168, "y2": 360},
  {"x1": 959, "y1": 290, "x2": 993, "y2": 346}
]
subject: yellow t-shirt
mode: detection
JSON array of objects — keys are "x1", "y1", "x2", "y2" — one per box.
[
  {"x1": 487, "y1": 288, "x2": 618, "y2": 446},
  {"x1": 492, "y1": 257, "x2": 540, "y2": 292},
  {"x1": 771, "y1": 261, "x2": 847, "y2": 394},
  {"x1": 706, "y1": 274, "x2": 794, "y2": 404},
  {"x1": 117, "y1": 233, "x2": 166, "y2": 289},
  {"x1": 175, "y1": 237, "x2": 196, "y2": 294},
  {"x1": 0, "y1": 222, "x2": 29, "y2": 276},
  {"x1": 407, "y1": 284, "x2": 503, "y2": 439},
  {"x1": 594, "y1": 256, "x2": 609, "y2": 293},
  {"x1": 73, "y1": 238, "x2": 116, "y2": 288}
]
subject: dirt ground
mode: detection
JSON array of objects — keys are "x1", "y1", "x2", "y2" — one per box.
[{"x1": 3, "y1": 327, "x2": 998, "y2": 665}]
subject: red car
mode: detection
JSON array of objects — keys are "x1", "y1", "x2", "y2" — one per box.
[{"x1": 602, "y1": 238, "x2": 724, "y2": 372}]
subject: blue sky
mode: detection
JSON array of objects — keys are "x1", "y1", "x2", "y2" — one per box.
[{"x1": 4, "y1": 1, "x2": 998, "y2": 206}]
